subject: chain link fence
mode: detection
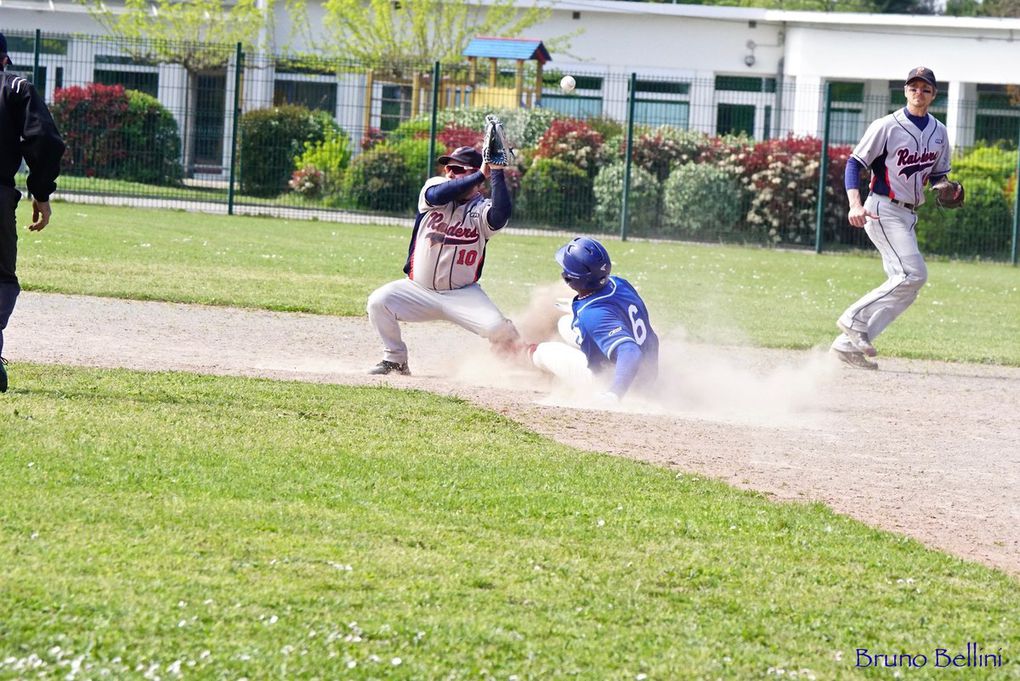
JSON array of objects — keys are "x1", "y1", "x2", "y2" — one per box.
[{"x1": 8, "y1": 30, "x2": 1020, "y2": 262}]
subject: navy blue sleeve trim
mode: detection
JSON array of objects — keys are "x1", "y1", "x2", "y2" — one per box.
[
  {"x1": 486, "y1": 170, "x2": 511, "y2": 229},
  {"x1": 844, "y1": 156, "x2": 863, "y2": 191},
  {"x1": 403, "y1": 211, "x2": 427, "y2": 275},
  {"x1": 424, "y1": 171, "x2": 484, "y2": 206}
]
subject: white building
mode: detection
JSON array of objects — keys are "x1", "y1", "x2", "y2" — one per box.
[{"x1": 2, "y1": 0, "x2": 1017, "y2": 175}]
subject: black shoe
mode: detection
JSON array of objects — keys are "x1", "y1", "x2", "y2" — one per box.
[
  {"x1": 368, "y1": 360, "x2": 410, "y2": 376},
  {"x1": 0, "y1": 357, "x2": 8, "y2": 393}
]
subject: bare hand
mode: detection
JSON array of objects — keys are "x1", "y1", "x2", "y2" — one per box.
[
  {"x1": 847, "y1": 204, "x2": 878, "y2": 228},
  {"x1": 29, "y1": 199, "x2": 51, "y2": 231}
]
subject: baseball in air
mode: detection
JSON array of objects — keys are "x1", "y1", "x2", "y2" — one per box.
[{"x1": 560, "y1": 75, "x2": 576, "y2": 93}]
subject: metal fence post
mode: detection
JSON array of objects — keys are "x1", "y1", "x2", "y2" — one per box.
[
  {"x1": 227, "y1": 43, "x2": 244, "y2": 216},
  {"x1": 1012, "y1": 126, "x2": 1020, "y2": 266},
  {"x1": 621, "y1": 72, "x2": 637, "y2": 241},
  {"x1": 428, "y1": 61, "x2": 441, "y2": 186},
  {"x1": 32, "y1": 29, "x2": 41, "y2": 90},
  {"x1": 815, "y1": 81, "x2": 832, "y2": 255}
]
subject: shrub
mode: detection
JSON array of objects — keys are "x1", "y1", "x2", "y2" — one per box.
[
  {"x1": 628, "y1": 127, "x2": 711, "y2": 182},
  {"x1": 661, "y1": 163, "x2": 745, "y2": 237},
  {"x1": 533, "y1": 118, "x2": 606, "y2": 178},
  {"x1": 953, "y1": 144, "x2": 1016, "y2": 185},
  {"x1": 120, "y1": 90, "x2": 182, "y2": 185},
  {"x1": 441, "y1": 106, "x2": 558, "y2": 148},
  {"x1": 518, "y1": 157, "x2": 593, "y2": 227},
  {"x1": 293, "y1": 129, "x2": 352, "y2": 195},
  {"x1": 361, "y1": 127, "x2": 386, "y2": 151},
  {"x1": 51, "y1": 83, "x2": 130, "y2": 178},
  {"x1": 438, "y1": 123, "x2": 483, "y2": 153},
  {"x1": 388, "y1": 116, "x2": 432, "y2": 144},
  {"x1": 737, "y1": 136, "x2": 852, "y2": 245},
  {"x1": 289, "y1": 165, "x2": 326, "y2": 199},
  {"x1": 916, "y1": 176, "x2": 1013, "y2": 258},
  {"x1": 239, "y1": 105, "x2": 338, "y2": 197},
  {"x1": 389, "y1": 137, "x2": 434, "y2": 188},
  {"x1": 341, "y1": 147, "x2": 415, "y2": 213},
  {"x1": 593, "y1": 162, "x2": 660, "y2": 232}
]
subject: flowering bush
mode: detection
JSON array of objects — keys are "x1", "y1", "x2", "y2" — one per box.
[
  {"x1": 293, "y1": 130, "x2": 352, "y2": 195},
  {"x1": 734, "y1": 136, "x2": 852, "y2": 245},
  {"x1": 627, "y1": 127, "x2": 711, "y2": 182},
  {"x1": 438, "y1": 124, "x2": 483, "y2": 153},
  {"x1": 361, "y1": 127, "x2": 386, "y2": 151},
  {"x1": 289, "y1": 165, "x2": 326, "y2": 199},
  {"x1": 533, "y1": 118, "x2": 606, "y2": 178},
  {"x1": 51, "y1": 83, "x2": 131, "y2": 178}
]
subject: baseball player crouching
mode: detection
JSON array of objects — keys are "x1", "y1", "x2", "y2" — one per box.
[
  {"x1": 366, "y1": 146, "x2": 519, "y2": 375},
  {"x1": 530, "y1": 237, "x2": 659, "y2": 404}
]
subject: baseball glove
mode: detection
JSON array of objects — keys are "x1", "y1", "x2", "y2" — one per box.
[
  {"x1": 932, "y1": 179, "x2": 965, "y2": 209},
  {"x1": 482, "y1": 114, "x2": 515, "y2": 167}
]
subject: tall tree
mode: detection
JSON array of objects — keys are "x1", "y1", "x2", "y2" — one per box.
[
  {"x1": 311, "y1": 0, "x2": 559, "y2": 73},
  {"x1": 77, "y1": 0, "x2": 277, "y2": 70}
]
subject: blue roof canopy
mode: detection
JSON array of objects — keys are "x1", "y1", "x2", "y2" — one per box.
[{"x1": 463, "y1": 37, "x2": 551, "y2": 64}]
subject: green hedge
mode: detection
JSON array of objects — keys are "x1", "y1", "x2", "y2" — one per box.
[{"x1": 240, "y1": 105, "x2": 338, "y2": 197}]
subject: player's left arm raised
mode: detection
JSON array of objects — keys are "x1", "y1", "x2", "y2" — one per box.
[{"x1": 485, "y1": 163, "x2": 512, "y2": 230}]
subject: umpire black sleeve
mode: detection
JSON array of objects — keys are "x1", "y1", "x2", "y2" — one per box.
[{"x1": 18, "y1": 81, "x2": 65, "y2": 202}]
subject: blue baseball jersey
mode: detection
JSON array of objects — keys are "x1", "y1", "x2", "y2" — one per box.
[{"x1": 569, "y1": 275, "x2": 659, "y2": 380}]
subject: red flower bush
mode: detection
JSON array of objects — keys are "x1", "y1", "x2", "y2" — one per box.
[
  {"x1": 438, "y1": 124, "x2": 482, "y2": 152},
  {"x1": 51, "y1": 83, "x2": 131, "y2": 178},
  {"x1": 533, "y1": 118, "x2": 606, "y2": 178}
]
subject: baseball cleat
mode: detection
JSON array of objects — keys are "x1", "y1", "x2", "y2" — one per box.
[
  {"x1": 0, "y1": 357, "x2": 7, "y2": 393},
  {"x1": 837, "y1": 321, "x2": 877, "y2": 357},
  {"x1": 368, "y1": 360, "x2": 411, "y2": 376},
  {"x1": 833, "y1": 348, "x2": 878, "y2": 370}
]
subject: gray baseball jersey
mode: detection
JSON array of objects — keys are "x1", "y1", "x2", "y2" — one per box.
[
  {"x1": 408, "y1": 176, "x2": 500, "y2": 291},
  {"x1": 852, "y1": 108, "x2": 951, "y2": 207}
]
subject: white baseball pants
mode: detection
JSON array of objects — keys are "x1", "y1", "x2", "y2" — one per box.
[
  {"x1": 367, "y1": 278, "x2": 518, "y2": 364},
  {"x1": 832, "y1": 195, "x2": 928, "y2": 353},
  {"x1": 531, "y1": 314, "x2": 594, "y2": 387}
]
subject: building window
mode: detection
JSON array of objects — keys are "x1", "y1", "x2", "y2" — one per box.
[
  {"x1": 632, "y1": 77, "x2": 690, "y2": 128},
  {"x1": 4, "y1": 35, "x2": 69, "y2": 56},
  {"x1": 540, "y1": 94, "x2": 603, "y2": 118},
  {"x1": 717, "y1": 103, "x2": 755, "y2": 136},
  {"x1": 715, "y1": 75, "x2": 776, "y2": 93},
  {"x1": 274, "y1": 79, "x2": 337, "y2": 113},
  {"x1": 380, "y1": 84, "x2": 412, "y2": 132},
  {"x1": 974, "y1": 85, "x2": 1020, "y2": 147},
  {"x1": 828, "y1": 82, "x2": 864, "y2": 144},
  {"x1": 539, "y1": 74, "x2": 605, "y2": 119},
  {"x1": 94, "y1": 69, "x2": 159, "y2": 97}
]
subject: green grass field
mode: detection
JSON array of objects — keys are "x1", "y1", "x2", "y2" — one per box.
[
  {"x1": 18, "y1": 202, "x2": 1020, "y2": 364},
  {"x1": 2, "y1": 366, "x2": 1018, "y2": 679},
  {"x1": 3, "y1": 202, "x2": 1019, "y2": 679}
]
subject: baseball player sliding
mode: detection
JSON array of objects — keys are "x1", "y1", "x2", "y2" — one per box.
[
  {"x1": 832, "y1": 66, "x2": 957, "y2": 370},
  {"x1": 366, "y1": 145, "x2": 519, "y2": 375},
  {"x1": 531, "y1": 237, "x2": 659, "y2": 403}
]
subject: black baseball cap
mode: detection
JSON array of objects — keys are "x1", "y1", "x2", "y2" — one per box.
[
  {"x1": 436, "y1": 146, "x2": 482, "y2": 168},
  {"x1": 905, "y1": 66, "x2": 937, "y2": 88},
  {"x1": 0, "y1": 33, "x2": 9, "y2": 68}
]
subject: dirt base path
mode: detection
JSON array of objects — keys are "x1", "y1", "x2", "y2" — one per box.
[{"x1": 7, "y1": 292, "x2": 1019, "y2": 576}]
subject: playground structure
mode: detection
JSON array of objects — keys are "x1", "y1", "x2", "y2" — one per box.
[{"x1": 361, "y1": 37, "x2": 552, "y2": 132}]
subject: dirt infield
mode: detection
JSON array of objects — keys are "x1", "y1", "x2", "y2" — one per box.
[{"x1": 7, "y1": 292, "x2": 1019, "y2": 576}]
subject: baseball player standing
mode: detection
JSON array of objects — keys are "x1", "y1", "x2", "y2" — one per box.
[
  {"x1": 0, "y1": 33, "x2": 66, "y2": 393},
  {"x1": 366, "y1": 145, "x2": 519, "y2": 375},
  {"x1": 831, "y1": 66, "x2": 953, "y2": 370},
  {"x1": 531, "y1": 237, "x2": 659, "y2": 403}
]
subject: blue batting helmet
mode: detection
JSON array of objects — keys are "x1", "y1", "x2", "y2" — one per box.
[{"x1": 556, "y1": 237, "x2": 611, "y2": 293}]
